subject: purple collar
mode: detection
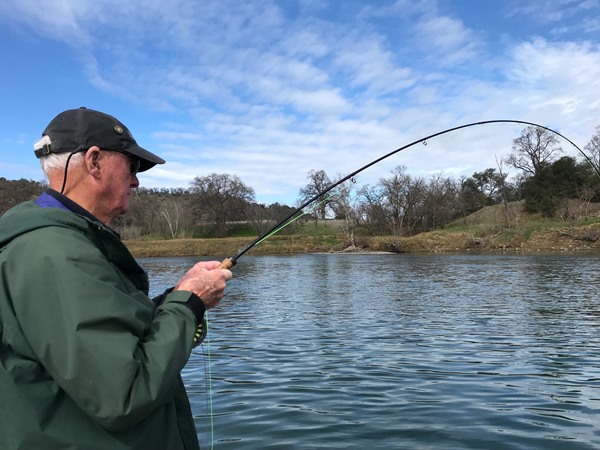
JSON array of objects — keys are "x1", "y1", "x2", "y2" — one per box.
[{"x1": 34, "y1": 191, "x2": 71, "y2": 211}]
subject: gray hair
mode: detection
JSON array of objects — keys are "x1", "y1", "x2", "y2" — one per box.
[{"x1": 34, "y1": 136, "x2": 85, "y2": 177}]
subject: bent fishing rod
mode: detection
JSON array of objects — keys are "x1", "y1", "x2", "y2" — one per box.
[{"x1": 219, "y1": 119, "x2": 597, "y2": 270}]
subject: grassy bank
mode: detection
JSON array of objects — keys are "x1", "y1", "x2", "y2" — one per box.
[
  {"x1": 125, "y1": 202, "x2": 600, "y2": 258},
  {"x1": 125, "y1": 234, "x2": 351, "y2": 258}
]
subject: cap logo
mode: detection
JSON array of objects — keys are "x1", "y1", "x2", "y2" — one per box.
[{"x1": 114, "y1": 125, "x2": 124, "y2": 134}]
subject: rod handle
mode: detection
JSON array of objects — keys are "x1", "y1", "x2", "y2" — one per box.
[{"x1": 220, "y1": 257, "x2": 236, "y2": 270}]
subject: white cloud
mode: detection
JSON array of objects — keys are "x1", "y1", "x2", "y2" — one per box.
[
  {"x1": 415, "y1": 15, "x2": 481, "y2": 65},
  {"x1": 2, "y1": 0, "x2": 600, "y2": 204}
]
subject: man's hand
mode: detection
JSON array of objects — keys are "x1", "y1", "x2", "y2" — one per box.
[{"x1": 175, "y1": 261, "x2": 232, "y2": 310}]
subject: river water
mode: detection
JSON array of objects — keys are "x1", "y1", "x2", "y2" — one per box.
[{"x1": 140, "y1": 253, "x2": 600, "y2": 450}]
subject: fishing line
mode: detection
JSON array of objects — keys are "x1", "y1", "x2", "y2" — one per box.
[
  {"x1": 220, "y1": 119, "x2": 597, "y2": 269},
  {"x1": 195, "y1": 313, "x2": 215, "y2": 450},
  {"x1": 205, "y1": 313, "x2": 215, "y2": 450}
]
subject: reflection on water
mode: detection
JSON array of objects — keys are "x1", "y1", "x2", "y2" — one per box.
[{"x1": 140, "y1": 253, "x2": 600, "y2": 449}]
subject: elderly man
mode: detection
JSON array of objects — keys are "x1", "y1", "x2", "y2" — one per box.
[{"x1": 0, "y1": 107, "x2": 232, "y2": 449}]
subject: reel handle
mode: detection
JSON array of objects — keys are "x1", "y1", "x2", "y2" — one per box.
[{"x1": 220, "y1": 257, "x2": 236, "y2": 270}]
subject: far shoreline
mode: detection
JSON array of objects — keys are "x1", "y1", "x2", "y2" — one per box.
[{"x1": 125, "y1": 228, "x2": 600, "y2": 259}]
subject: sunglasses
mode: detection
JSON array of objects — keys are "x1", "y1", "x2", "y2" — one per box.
[{"x1": 105, "y1": 150, "x2": 141, "y2": 176}]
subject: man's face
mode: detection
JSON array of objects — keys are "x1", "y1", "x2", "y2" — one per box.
[{"x1": 99, "y1": 150, "x2": 140, "y2": 222}]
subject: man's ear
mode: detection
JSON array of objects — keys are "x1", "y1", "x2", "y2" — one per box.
[{"x1": 85, "y1": 146, "x2": 102, "y2": 177}]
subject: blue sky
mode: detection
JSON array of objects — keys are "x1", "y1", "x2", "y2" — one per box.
[{"x1": 1, "y1": 0, "x2": 600, "y2": 205}]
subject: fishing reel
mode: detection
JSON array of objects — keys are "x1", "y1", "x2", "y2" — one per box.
[{"x1": 192, "y1": 317, "x2": 208, "y2": 347}]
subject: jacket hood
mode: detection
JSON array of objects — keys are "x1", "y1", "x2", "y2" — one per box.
[{"x1": 0, "y1": 201, "x2": 89, "y2": 248}]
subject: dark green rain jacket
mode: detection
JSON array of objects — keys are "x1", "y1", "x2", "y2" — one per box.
[{"x1": 0, "y1": 196, "x2": 202, "y2": 449}]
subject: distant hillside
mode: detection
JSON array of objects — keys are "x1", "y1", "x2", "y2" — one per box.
[{"x1": 391, "y1": 200, "x2": 600, "y2": 253}]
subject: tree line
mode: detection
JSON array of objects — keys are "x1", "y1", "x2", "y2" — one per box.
[{"x1": 2, "y1": 125, "x2": 600, "y2": 241}]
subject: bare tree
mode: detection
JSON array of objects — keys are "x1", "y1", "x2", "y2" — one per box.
[
  {"x1": 584, "y1": 125, "x2": 600, "y2": 171},
  {"x1": 495, "y1": 156, "x2": 517, "y2": 228},
  {"x1": 356, "y1": 184, "x2": 387, "y2": 235},
  {"x1": 190, "y1": 173, "x2": 255, "y2": 237},
  {"x1": 507, "y1": 126, "x2": 563, "y2": 176},
  {"x1": 298, "y1": 170, "x2": 332, "y2": 221},
  {"x1": 160, "y1": 198, "x2": 182, "y2": 238},
  {"x1": 423, "y1": 174, "x2": 461, "y2": 231},
  {"x1": 379, "y1": 165, "x2": 412, "y2": 236},
  {"x1": 124, "y1": 189, "x2": 158, "y2": 238},
  {"x1": 329, "y1": 181, "x2": 359, "y2": 248},
  {"x1": 402, "y1": 175, "x2": 428, "y2": 235}
]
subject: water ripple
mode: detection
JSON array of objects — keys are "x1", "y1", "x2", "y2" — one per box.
[{"x1": 140, "y1": 253, "x2": 600, "y2": 450}]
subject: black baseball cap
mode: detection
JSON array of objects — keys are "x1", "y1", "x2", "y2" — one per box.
[{"x1": 34, "y1": 107, "x2": 165, "y2": 172}]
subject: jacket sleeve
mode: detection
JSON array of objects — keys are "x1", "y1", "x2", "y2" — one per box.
[{"x1": 6, "y1": 226, "x2": 199, "y2": 432}]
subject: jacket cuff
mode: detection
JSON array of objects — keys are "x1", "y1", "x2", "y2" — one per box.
[
  {"x1": 183, "y1": 293, "x2": 206, "y2": 324},
  {"x1": 159, "y1": 290, "x2": 206, "y2": 325}
]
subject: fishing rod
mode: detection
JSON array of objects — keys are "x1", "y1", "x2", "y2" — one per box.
[{"x1": 219, "y1": 119, "x2": 597, "y2": 269}]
